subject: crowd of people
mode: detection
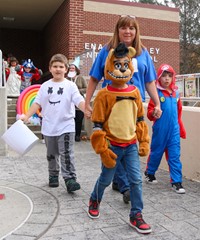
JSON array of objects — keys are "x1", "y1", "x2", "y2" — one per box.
[
  {"x1": 4, "y1": 53, "x2": 43, "y2": 97},
  {"x1": 6, "y1": 15, "x2": 186, "y2": 236}
]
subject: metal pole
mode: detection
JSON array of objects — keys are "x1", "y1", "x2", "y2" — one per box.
[
  {"x1": 0, "y1": 49, "x2": 8, "y2": 156},
  {"x1": 0, "y1": 50, "x2": 2, "y2": 87}
]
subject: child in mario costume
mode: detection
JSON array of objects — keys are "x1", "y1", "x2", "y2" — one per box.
[
  {"x1": 87, "y1": 43, "x2": 152, "y2": 234},
  {"x1": 144, "y1": 64, "x2": 186, "y2": 194}
]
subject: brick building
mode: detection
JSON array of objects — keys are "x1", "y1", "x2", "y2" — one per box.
[{"x1": 0, "y1": 0, "x2": 180, "y2": 74}]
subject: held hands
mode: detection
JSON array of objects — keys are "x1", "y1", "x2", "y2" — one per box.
[
  {"x1": 84, "y1": 104, "x2": 92, "y2": 119},
  {"x1": 152, "y1": 106, "x2": 162, "y2": 119},
  {"x1": 139, "y1": 141, "x2": 150, "y2": 156}
]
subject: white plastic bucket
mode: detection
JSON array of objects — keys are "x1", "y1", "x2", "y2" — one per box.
[{"x1": 1, "y1": 120, "x2": 39, "y2": 155}]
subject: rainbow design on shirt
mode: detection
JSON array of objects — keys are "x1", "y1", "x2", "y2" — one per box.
[{"x1": 17, "y1": 84, "x2": 41, "y2": 115}]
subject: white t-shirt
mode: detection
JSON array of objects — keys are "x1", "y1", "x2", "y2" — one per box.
[{"x1": 34, "y1": 78, "x2": 84, "y2": 136}]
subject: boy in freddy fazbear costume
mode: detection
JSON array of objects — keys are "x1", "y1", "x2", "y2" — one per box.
[
  {"x1": 88, "y1": 43, "x2": 152, "y2": 234},
  {"x1": 144, "y1": 64, "x2": 186, "y2": 194},
  {"x1": 16, "y1": 59, "x2": 42, "y2": 93}
]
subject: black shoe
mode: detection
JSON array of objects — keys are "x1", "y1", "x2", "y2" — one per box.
[
  {"x1": 65, "y1": 178, "x2": 81, "y2": 193},
  {"x1": 172, "y1": 182, "x2": 185, "y2": 194},
  {"x1": 112, "y1": 182, "x2": 120, "y2": 192},
  {"x1": 144, "y1": 171, "x2": 158, "y2": 184},
  {"x1": 123, "y1": 190, "x2": 130, "y2": 204},
  {"x1": 49, "y1": 176, "x2": 59, "y2": 187},
  {"x1": 75, "y1": 136, "x2": 81, "y2": 142},
  {"x1": 88, "y1": 198, "x2": 100, "y2": 219}
]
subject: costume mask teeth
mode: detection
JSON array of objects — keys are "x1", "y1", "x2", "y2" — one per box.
[{"x1": 107, "y1": 71, "x2": 131, "y2": 79}]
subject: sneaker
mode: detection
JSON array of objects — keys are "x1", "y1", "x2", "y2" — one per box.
[
  {"x1": 130, "y1": 213, "x2": 152, "y2": 234},
  {"x1": 172, "y1": 182, "x2": 185, "y2": 194},
  {"x1": 123, "y1": 190, "x2": 130, "y2": 204},
  {"x1": 49, "y1": 176, "x2": 59, "y2": 188},
  {"x1": 144, "y1": 171, "x2": 158, "y2": 184},
  {"x1": 65, "y1": 178, "x2": 81, "y2": 193},
  {"x1": 41, "y1": 139, "x2": 45, "y2": 144},
  {"x1": 88, "y1": 198, "x2": 100, "y2": 219},
  {"x1": 112, "y1": 182, "x2": 120, "y2": 192}
]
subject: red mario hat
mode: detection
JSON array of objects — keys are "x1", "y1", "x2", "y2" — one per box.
[{"x1": 156, "y1": 64, "x2": 177, "y2": 91}]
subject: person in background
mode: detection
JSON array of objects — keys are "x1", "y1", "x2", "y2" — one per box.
[
  {"x1": 67, "y1": 57, "x2": 88, "y2": 142},
  {"x1": 16, "y1": 59, "x2": 42, "y2": 93},
  {"x1": 144, "y1": 64, "x2": 186, "y2": 194},
  {"x1": 5, "y1": 56, "x2": 21, "y2": 97},
  {"x1": 85, "y1": 15, "x2": 162, "y2": 204},
  {"x1": 20, "y1": 54, "x2": 85, "y2": 193}
]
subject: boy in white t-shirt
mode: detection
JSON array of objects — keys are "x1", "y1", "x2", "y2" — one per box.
[{"x1": 20, "y1": 54, "x2": 85, "y2": 192}]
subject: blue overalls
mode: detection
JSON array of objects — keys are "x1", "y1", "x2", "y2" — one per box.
[{"x1": 146, "y1": 90, "x2": 182, "y2": 183}]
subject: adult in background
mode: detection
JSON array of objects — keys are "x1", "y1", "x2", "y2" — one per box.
[
  {"x1": 67, "y1": 57, "x2": 88, "y2": 142},
  {"x1": 85, "y1": 15, "x2": 162, "y2": 203}
]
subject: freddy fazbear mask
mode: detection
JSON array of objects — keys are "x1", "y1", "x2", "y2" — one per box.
[{"x1": 104, "y1": 42, "x2": 136, "y2": 86}]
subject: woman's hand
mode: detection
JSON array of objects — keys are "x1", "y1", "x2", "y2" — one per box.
[
  {"x1": 152, "y1": 106, "x2": 162, "y2": 119},
  {"x1": 85, "y1": 104, "x2": 92, "y2": 119}
]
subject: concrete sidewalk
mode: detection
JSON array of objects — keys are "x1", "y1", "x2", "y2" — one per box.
[{"x1": 0, "y1": 140, "x2": 200, "y2": 240}]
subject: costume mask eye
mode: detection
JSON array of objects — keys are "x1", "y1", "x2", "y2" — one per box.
[
  {"x1": 124, "y1": 62, "x2": 129, "y2": 70},
  {"x1": 114, "y1": 62, "x2": 121, "y2": 70}
]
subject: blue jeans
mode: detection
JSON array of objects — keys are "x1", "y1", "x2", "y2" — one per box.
[
  {"x1": 113, "y1": 161, "x2": 129, "y2": 193},
  {"x1": 91, "y1": 144, "x2": 143, "y2": 217}
]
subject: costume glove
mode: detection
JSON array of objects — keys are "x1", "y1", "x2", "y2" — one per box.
[
  {"x1": 139, "y1": 142, "x2": 149, "y2": 156},
  {"x1": 100, "y1": 149, "x2": 117, "y2": 168},
  {"x1": 90, "y1": 130, "x2": 117, "y2": 168},
  {"x1": 136, "y1": 119, "x2": 150, "y2": 157}
]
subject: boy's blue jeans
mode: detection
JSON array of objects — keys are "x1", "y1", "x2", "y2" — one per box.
[
  {"x1": 91, "y1": 144, "x2": 143, "y2": 217},
  {"x1": 113, "y1": 161, "x2": 129, "y2": 193}
]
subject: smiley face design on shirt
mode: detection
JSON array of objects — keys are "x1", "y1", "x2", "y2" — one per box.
[{"x1": 47, "y1": 86, "x2": 63, "y2": 105}]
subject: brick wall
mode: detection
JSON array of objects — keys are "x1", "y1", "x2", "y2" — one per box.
[
  {"x1": 0, "y1": 0, "x2": 180, "y2": 75},
  {"x1": 83, "y1": 0, "x2": 180, "y2": 73},
  {"x1": 43, "y1": 0, "x2": 84, "y2": 71},
  {"x1": 43, "y1": 0, "x2": 70, "y2": 71}
]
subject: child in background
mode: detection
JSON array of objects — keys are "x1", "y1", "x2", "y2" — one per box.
[
  {"x1": 16, "y1": 59, "x2": 42, "y2": 93},
  {"x1": 144, "y1": 64, "x2": 186, "y2": 194},
  {"x1": 5, "y1": 56, "x2": 21, "y2": 97},
  {"x1": 20, "y1": 54, "x2": 85, "y2": 193}
]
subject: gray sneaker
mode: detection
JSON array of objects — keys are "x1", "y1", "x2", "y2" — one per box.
[
  {"x1": 49, "y1": 176, "x2": 59, "y2": 188},
  {"x1": 65, "y1": 178, "x2": 81, "y2": 193}
]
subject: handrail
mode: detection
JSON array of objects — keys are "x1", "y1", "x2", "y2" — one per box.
[
  {"x1": 0, "y1": 50, "x2": 6, "y2": 88},
  {"x1": 145, "y1": 95, "x2": 200, "y2": 107},
  {"x1": 0, "y1": 50, "x2": 2, "y2": 87}
]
